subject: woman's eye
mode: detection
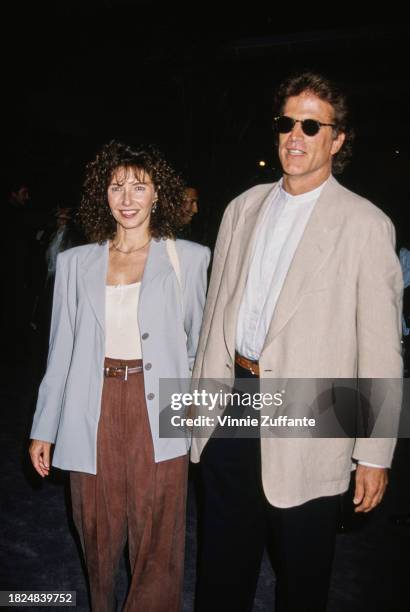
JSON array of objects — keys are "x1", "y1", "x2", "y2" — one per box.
[
  {"x1": 135, "y1": 185, "x2": 146, "y2": 191},
  {"x1": 111, "y1": 186, "x2": 122, "y2": 192}
]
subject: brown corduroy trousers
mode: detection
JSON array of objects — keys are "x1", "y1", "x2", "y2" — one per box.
[{"x1": 70, "y1": 357, "x2": 188, "y2": 612}]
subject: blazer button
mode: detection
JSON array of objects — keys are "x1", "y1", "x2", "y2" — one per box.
[
  {"x1": 145, "y1": 363, "x2": 152, "y2": 370},
  {"x1": 142, "y1": 333, "x2": 149, "y2": 340},
  {"x1": 147, "y1": 393, "x2": 155, "y2": 400}
]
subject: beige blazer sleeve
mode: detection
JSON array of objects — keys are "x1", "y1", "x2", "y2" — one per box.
[
  {"x1": 193, "y1": 203, "x2": 234, "y2": 378},
  {"x1": 352, "y1": 213, "x2": 403, "y2": 466}
]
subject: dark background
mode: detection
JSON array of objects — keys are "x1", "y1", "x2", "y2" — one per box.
[{"x1": 3, "y1": 3, "x2": 409, "y2": 247}]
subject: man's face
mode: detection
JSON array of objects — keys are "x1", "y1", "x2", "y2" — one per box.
[
  {"x1": 181, "y1": 187, "x2": 199, "y2": 225},
  {"x1": 55, "y1": 207, "x2": 71, "y2": 228},
  {"x1": 12, "y1": 185, "x2": 30, "y2": 206},
  {"x1": 278, "y1": 92, "x2": 345, "y2": 188}
]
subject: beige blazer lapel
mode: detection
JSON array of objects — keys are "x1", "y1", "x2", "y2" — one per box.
[
  {"x1": 81, "y1": 242, "x2": 109, "y2": 331},
  {"x1": 223, "y1": 183, "x2": 280, "y2": 362},
  {"x1": 262, "y1": 176, "x2": 344, "y2": 350}
]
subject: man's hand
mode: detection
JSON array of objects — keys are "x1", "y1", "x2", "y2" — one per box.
[
  {"x1": 353, "y1": 464, "x2": 388, "y2": 513},
  {"x1": 29, "y1": 439, "x2": 52, "y2": 478}
]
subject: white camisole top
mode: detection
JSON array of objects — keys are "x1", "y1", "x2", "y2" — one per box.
[{"x1": 105, "y1": 282, "x2": 142, "y2": 359}]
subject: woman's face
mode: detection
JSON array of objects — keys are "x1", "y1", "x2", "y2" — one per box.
[{"x1": 107, "y1": 166, "x2": 157, "y2": 231}]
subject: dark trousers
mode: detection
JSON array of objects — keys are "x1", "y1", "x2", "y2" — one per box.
[
  {"x1": 195, "y1": 364, "x2": 340, "y2": 612},
  {"x1": 70, "y1": 358, "x2": 188, "y2": 612}
]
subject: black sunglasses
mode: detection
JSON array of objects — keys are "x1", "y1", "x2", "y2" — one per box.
[{"x1": 273, "y1": 115, "x2": 336, "y2": 137}]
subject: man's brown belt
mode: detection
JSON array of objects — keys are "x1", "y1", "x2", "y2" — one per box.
[{"x1": 234, "y1": 352, "x2": 260, "y2": 376}]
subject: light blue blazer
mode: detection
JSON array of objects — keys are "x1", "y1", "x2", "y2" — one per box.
[{"x1": 30, "y1": 238, "x2": 211, "y2": 473}]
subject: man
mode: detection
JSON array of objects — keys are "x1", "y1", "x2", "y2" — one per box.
[
  {"x1": 30, "y1": 205, "x2": 86, "y2": 376},
  {"x1": 9, "y1": 182, "x2": 30, "y2": 208},
  {"x1": 181, "y1": 186, "x2": 199, "y2": 226},
  {"x1": 2, "y1": 179, "x2": 33, "y2": 356},
  {"x1": 191, "y1": 72, "x2": 403, "y2": 612}
]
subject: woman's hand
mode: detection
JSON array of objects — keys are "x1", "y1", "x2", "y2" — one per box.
[{"x1": 29, "y1": 439, "x2": 52, "y2": 477}]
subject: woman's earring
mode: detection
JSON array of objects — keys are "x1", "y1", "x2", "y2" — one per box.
[{"x1": 152, "y1": 197, "x2": 158, "y2": 213}]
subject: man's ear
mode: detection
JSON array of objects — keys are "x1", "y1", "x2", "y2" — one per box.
[{"x1": 331, "y1": 131, "x2": 345, "y2": 155}]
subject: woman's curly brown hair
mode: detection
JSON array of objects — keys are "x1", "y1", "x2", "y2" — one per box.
[
  {"x1": 273, "y1": 71, "x2": 355, "y2": 174},
  {"x1": 78, "y1": 141, "x2": 186, "y2": 243}
]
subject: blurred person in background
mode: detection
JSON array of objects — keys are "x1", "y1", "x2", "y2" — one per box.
[
  {"x1": 2, "y1": 178, "x2": 34, "y2": 359},
  {"x1": 30, "y1": 205, "x2": 86, "y2": 375},
  {"x1": 181, "y1": 186, "x2": 199, "y2": 226}
]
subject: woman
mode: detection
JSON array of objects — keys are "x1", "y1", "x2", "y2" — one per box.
[{"x1": 29, "y1": 141, "x2": 210, "y2": 612}]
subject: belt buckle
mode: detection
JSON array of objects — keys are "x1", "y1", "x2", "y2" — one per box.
[
  {"x1": 104, "y1": 365, "x2": 128, "y2": 380},
  {"x1": 115, "y1": 365, "x2": 129, "y2": 380}
]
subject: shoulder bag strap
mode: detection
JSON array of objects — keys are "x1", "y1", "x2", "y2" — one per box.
[{"x1": 165, "y1": 238, "x2": 187, "y2": 340}]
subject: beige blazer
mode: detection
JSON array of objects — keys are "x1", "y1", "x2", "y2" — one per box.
[{"x1": 191, "y1": 176, "x2": 403, "y2": 507}]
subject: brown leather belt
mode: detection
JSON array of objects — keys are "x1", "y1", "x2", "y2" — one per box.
[
  {"x1": 104, "y1": 365, "x2": 143, "y2": 380},
  {"x1": 235, "y1": 352, "x2": 260, "y2": 377}
]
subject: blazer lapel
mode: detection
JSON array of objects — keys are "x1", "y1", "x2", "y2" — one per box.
[
  {"x1": 262, "y1": 176, "x2": 343, "y2": 350},
  {"x1": 138, "y1": 239, "x2": 175, "y2": 335},
  {"x1": 139, "y1": 239, "x2": 171, "y2": 295},
  {"x1": 223, "y1": 183, "x2": 280, "y2": 362},
  {"x1": 80, "y1": 239, "x2": 170, "y2": 333},
  {"x1": 81, "y1": 242, "x2": 109, "y2": 331}
]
